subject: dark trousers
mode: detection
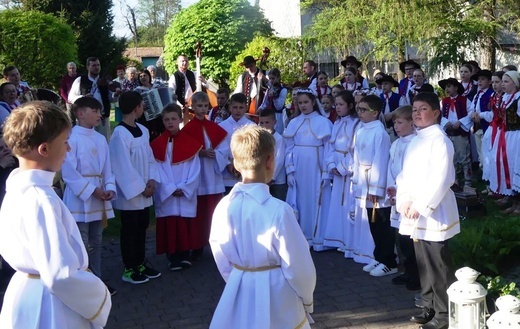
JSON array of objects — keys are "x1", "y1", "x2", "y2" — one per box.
[
  {"x1": 120, "y1": 208, "x2": 150, "y2": 269},
  {"x1": 399, "y1": 234, "x2": 419, "y2": 282},
  {"x1": 414, "y1": 239, "x2": 454, "y2": 321},
  {"x1": 367, "y1": 207, "x2": 397, "y2": 268},
  {"x1": 269, "y1": 183, "x2": 288, "y2": 201}
]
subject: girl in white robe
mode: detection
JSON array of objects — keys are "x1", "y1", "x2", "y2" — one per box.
[
  {"x1": 284, "y1": 88, "x2": 332, "y2": 250},
  {"x1": 323, "y1": 91, "x2": 360, "y2": 257}
]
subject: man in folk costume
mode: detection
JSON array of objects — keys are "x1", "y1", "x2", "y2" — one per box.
[
  {"x1": 168, "y1": 54, "x2": 196, "y2": 107},
  {"x1": 233, "y1": 56, "x2": 268, "y2": 114},
  {"x1": 303, "y1": 60, "x2": 319, "y2": 94},
  {"x1": 398, "y1": 60, "x2": 421, "y2": 97},
  {"x1": 377, "y1": 74, "x2": 407, "y2": 141},
  {"x1": 151, "y1": 104, "x2": 202, "y2": 271},
  {"x1": 68, "y1": 57, "x2": 119, "y2": 140},
  {"x1": 182, "y1": 92, "x2": 229, "y2": 260}
]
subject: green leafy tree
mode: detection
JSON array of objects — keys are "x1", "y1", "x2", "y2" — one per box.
[
  {"x1": 0, "y1": 10, "x2": 77, "y2": 89},
  {"x1": 229, "y1": 35, "x2": 307, "y2": 91},
  {"x1": 19, "y1": 0, "x2": 126, "y2": 76},
  {"x1": 163, "y1": 0, "x2": 273, "y2": 85},
  {"x1": 136, "y1": 0, "x2": 181, "y2": 46}
]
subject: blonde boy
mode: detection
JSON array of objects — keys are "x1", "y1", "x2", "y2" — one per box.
[
  {"x1": 210, "y1": 125, "x2": 315, "y2": 329},
  {"x1": 0, "y1": 101, "x2": 111, "y2": 328}
]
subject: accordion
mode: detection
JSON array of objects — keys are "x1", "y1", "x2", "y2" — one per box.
[{"x1": 142, "y1": 87, "x2": 175, "y2": 121}]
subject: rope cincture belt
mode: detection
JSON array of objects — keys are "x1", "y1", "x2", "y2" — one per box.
[{"x1": 233, "y1": 264, "x2": 281, "y2": 272}]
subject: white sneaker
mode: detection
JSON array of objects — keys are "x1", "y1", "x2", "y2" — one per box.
[
  {"x1": 369, "y1": 263, "x2": 398, "y2": 277},
  {"x1": 362, "y1": 260, "x2": 380, "y2": 272}
]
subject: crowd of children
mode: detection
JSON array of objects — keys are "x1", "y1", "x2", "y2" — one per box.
[{"x1": 0, "y1": 57, "x2": 519, "y2": 329}]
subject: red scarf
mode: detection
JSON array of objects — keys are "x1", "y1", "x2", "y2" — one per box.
[
  {"x1": 182, "y1": 117, "x2": 227, "y2": 149},
  {"x1": 150, "y1": 130, "x2": 202, "y2": 164}
]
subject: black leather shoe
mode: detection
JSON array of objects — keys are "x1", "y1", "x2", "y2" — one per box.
[
  {"x1": 392, "y1": 273, "x2": 410, "y2": 285},
  {"x1": 410, "y1": 308, "x2": 435, "y2": 324},
  {"x1": 419, "y1": 318, "x2": 448, "y2": 329}
]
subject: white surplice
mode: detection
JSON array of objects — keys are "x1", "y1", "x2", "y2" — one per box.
[
  {"x1": 386, "y1": 134, "x2": 415, "y2": 229},
  {"x1": 109, "y1": 123, "x2": 159, "y2": 210},
  {"x1": 284, "y1": 111, "x2": 332, "y2": 248},
  {"x1": 209, "y1": 183, "x2": 316, "y2": 329},
  {"x1": 154, "y1": 141, "x2": 201, "y2": 218},
  {"x1": 219, "y1": 116, "x2": 255, "y2": 188},
  {"x1": 0, "y1": 169, "x2": 111, "y2": 329},
  {"x1": 323, "y1": 116, "x2": 360, "y2": 257},
  {"x1": 272, "y1": 131, "x2": 286, "y2": 185},
  {"x1": 351, "y1": 120, "x2": 390, "y2": 263},
  {"x1": 396, "y1": 124, "x2": 460, "y2": 241},
  {"x1": 62, "y1": 125, "x2": 116, "y2": 222},
  {"x1": 197, "y1": 128, "x2": 228, "y2": 195}
]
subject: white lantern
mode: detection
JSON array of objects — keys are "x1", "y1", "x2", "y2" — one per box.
[
  {"x1": 447, "y1": 267, "x2": 487, "y2": 329},
  {"x1": 487, "y1": 295, "x2": 520, "y2": 328}
]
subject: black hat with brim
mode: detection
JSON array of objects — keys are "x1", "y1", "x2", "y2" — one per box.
[
  {"x1": 240, "y1": 55, "x2": 256, "y2": 67},
  {"x1": 399, "y1": 60, "x2": 421, "y2": 73},
  {"x1": 438, "y1": 78, "x2": 464, "y2": 95},
  {"x1": 471, "y1": 69, "x2": 492, "y2": 81},
  {"x1": 341, "y1": 56, "x2": 362, "y2": 68},
  {"x1": 375, "y1": 75, "x2": 399, "y2": 87}
]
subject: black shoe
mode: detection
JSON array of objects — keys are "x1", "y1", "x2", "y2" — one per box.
[
  {"x1": 106, "y1": 284, "x2": 117, "y2": 296},
  {"x1": 419, "y1": 318, "x2": 448, "y2": 329},
  {"x1": 180, "y1": 260, "x2": 192, "y2": 269},
  {"x1": 392, "y1": 273, "x2": 410, "y2": 285},
  {"x1": 410, "y1": 308, "x2": 435, "y2": 324},
  {"x1": 191, "y1": 248, "x2": 204, "y2": 261},
  {"x1": 138, "y1": 263, "x2": 161, "y2": 279},
  {"x1": 406, "y1": 280, "x2": 421, "y2": 291},
  {"x1": 168, "y1": 261, "x2": 183, "y2": 271}
]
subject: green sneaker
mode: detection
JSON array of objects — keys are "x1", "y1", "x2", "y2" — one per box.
[{"x1": 122, "y1": 268, "x2": 149, "y2": 284}]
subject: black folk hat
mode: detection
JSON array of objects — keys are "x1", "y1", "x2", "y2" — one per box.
[
  {"x1": 438, "y1": 78, "x2": 464, "y2": 96},
  {"x1": 471, "y1": 69, "x2": 492, "y2": 81},
  {"x1": 399, "y1": 60, "x2": 421, "y2": 73},
  {"x1": 375, "y1": 74, "x2": 399, "y2": 87},
  {"x1": 240, "y1": 55, "x2": 256, "y2": 67},
  {"x1": 341, "y1": 55, "x2": 362, "y2": 68}
]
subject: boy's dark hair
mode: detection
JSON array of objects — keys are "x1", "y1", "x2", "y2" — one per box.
[
  {"x1": 86, "y1": 57, "x2": 99, "y2": 67},
  {"x1": 304, "y1": 60, "x2": 316, "y2": 69},
  {"x1": 259, "y1": 108, "x2": 276, "y2": 119},
  {"x1": 412, "y1": 92, "x2": 440, "y2": 111},
  {"x1": 268, "y1": 68, "x2": 281, "y2": 78},
  {"x1": 216, "y1": 88, "x2": 230, "y2": 98},
  {"x1": 3, "y1": 101, "x2": 71, "y2": 156},
  {"x1": 493, "y1": 71, "x2": 505, "y2": 79},
  {"x1": 2, "y1": 65, "x2": 17, "y2": 77},
  {"x1": 321, "y1": 94, "x2": 334, "y2": 103},
  {"x1": 161, "y1": 103, "x2": 183, "y2": 118},
  {"x1": 191, "y1": 91, "x2": 209, "y2": 104},
  {"x1": 119, "y1": 91, "x2": 143, "y2": 115},
  {"x1": 332, "y1": 84, "x2": 345, "y2": 91},
  {"x1": 359, "y1": 94, "x2": 384, "y2": 114},
  {"x1": 503, "y1": 64, "x2": 518, "y2": 71},
  {"x1": 72, "y1": 97, "x2": 102, "y2": 116},
  {"x1": 230, "y1": 93, "x2": 247, "y2": 105},
  {"x1": 392, "y1": 105, "x2": 413, "y2": 121}
]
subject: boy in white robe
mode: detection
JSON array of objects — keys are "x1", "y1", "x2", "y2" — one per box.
[
  {"x1": 109, "y1": 91, "x2": 161, "y2": 284},
  {"x1": 219, "y1": 93, "x2": 255, "y2": 194},
  {"x1": 62, "y1": 97, "x2": 117, "y2": 295},
  {"x1": 352, "y1": 95, "x2": 396, "y2": 277},
  {"x1": 210, "y1": 125, "x2": 316, "y2": 329},
  {"x1": 0, "y1": 101, "x2": 111, "y2": 328},
  {"x1": 258, "y1": 108, "x2": 287, "y2": 201},
  {"x1": 397, "y1": 92, "x2": 460, "y2": 329},
  {"x1": 385, "y1": 106, "x2": 420, "y2": 290}
]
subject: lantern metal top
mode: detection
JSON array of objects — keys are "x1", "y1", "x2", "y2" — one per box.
[
  {"x1": 487, "y1": 295, "x2": 520, "y2": 328},
  {"x1": 447, "y1": 267, "x2": 487, "y2": 301}
]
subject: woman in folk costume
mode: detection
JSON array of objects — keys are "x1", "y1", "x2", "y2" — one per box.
[
  {"x1": 151, "y1": 104, "x2": 202, "y2": 270},
  {"x1": 341, "y1": 67, "x2": 364, "y2": 92},
  {"x1": 284, "y1": 88, "x2": 333, "y2": 250},
  {"x1": 480, "y1": 71, "x2": 503, "y2": 188},
  {"x1": 323, "y1": 91, "x2": 360, "y2": 257},
  {"x1": 491, "y1": 71, "x2": 520, "y2": 214},
  {"x1": 339, "y1": 56, "x2": 369, "y2": 90},
  {"x1": 459, "y1": 63, "x2": 477, "y2": 99}
]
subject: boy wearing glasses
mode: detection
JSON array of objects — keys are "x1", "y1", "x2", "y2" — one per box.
[
  {"x1": 396, "y1": 92, "x2": 459, "y2": 329},
  {"x1": 351, "y1": 95, "x2": 396, "y2": 277}
]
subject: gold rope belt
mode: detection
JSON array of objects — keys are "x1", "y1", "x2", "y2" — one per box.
[{"x1": 233, "y1": 264, "x2": 281, "y2": 272}]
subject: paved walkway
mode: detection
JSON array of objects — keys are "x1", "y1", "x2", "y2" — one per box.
[{"x1": 103, "y1": 228, "x2": 421, "y2": 329}]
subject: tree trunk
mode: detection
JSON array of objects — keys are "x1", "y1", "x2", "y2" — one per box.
[{"x1": 480, "y1": 0, "x2": 496, "y2": 70}]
